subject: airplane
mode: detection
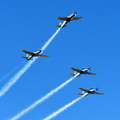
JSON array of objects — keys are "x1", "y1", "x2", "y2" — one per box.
[
  {"x1": 22, "y1": 50, "x2": 49, "y2": 60},
  {"x1": 56, "y1": 12, "x2": 82, "y2": 28},
  {"x1": 78, "y1": 87, "x2": 104, "y2": 97},
  {"x1": 70, "y1": 67, "x2": 97, "y2": 77}
]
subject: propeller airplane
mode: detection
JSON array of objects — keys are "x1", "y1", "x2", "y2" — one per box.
[
  {"x1": 78, "y1": 87, "x2": 104, "y2": 97},
  {"x1": 22, "y1": 50, "x2": 49, "y2": 60},
  {"x1": 70, "y1": 67, "x2": 97, "y2": 77},
  {"x1": 56, "y1": 12, "x2": 82, "y2": 28}
]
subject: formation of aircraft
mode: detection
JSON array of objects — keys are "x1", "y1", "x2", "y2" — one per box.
[
  {"x1": 70, "y1": 67, "x2": 97, "y2": 77},
  {"x1": 21, "y1": 12, "x2": 104, "y2": 99},
  {"x1": 22, "y1": 50, "x2": 49, "y2": 60},
  {"x1": 56, "y1": 12, "x2": 82, "y2": 28},
  {"x1": 78, "y1": 87, "x2": 104, "y2": 96}
]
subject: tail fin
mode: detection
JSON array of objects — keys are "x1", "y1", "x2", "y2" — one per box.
[
  {"x1": 56, "y1": 22, "x2": 67, "y2": 27},
  {"x1": 70, "y1": 71, "x2": 80, "y2": 77},
  {"x1": 56, "y1": 22, "x2": 62, "y2": 27},
  {"x1": 78, "y1": 91, "x2": 84, "y2": 95},
  {"x1": 22, "y1": 57, "x2": 33, "y2": 60},
  {"x1": 78, "y1": 91, "x2": 88, "y2": 97},
  {"x1": 59, "y1": 22, "x2": 62, "y2": 26}
]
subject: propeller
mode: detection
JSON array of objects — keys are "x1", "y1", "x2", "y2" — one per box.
[
  {"x1": 87, "y1": 66, "x2": 91, "y2": 71},
  {"x1": 96, "y1": 87, "x2": 99, "y2": 91},
  {"x1": 72, "y1": 10, "x2": 77, "y2": 14},
  {"x1": 74, "y1": 11, "x2": 77, "y2": 14}
]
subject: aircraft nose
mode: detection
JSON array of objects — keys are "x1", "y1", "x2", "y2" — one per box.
[{"x1": 74, "y1": 12, "x2": 77, "y2": 14}]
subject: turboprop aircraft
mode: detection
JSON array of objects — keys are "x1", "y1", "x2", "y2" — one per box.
[
  {"x1": 56, "y1": 12, "x2": 82, "y2": 28},
  {"x1": 70, "y1": 67, "x2": 97, "y2": 77},
  {"x1": 22, "y1": 50, "x2": 49, "y2": 60},
  {"x1": 78, "y1": 87, "x2": 104, "y2": 96}
]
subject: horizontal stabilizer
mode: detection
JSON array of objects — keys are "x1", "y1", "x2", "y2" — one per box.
[
  {"x1": 56, "y1": 25, "x2": 61, "y2": 27},
  {"x1": 78, "y1": 93, "x2": 88, "y2": 97},
  {"x1": 70, "y1": 74, "x2": 80, "y2": 77},
  {"x1": 56, "y1": 22, "x2": 67, "y2": 27},
  {"x1": 22, "y1": 57, "x2": 33, "y2": 60},
  {"x1": 56, "y1": 25, "x2": 67, "y2": 27},
  {"x1": 22, "y1": 57, "x2": 27, "y2": 59}
]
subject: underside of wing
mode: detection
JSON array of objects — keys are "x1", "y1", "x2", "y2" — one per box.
[
  {"x1": 36, "y1": 55, "x2": 49, "y2": 58},
  {"x1": 57, "y1": 17, "x2": 68, "y2": 21},
  {"x1": 22, "y1": 50, "x2": 35, "y2": 56},
  {"x1": 70, "y1": 67, "x2": 83, "y2": 73},
  {"x1": 92, "y1": 92, "x2": 104, "y2": 95},
  {"x1": 85, "y1": 72, "x2": 97, "y2": 75},
  {"x1": 79, "y1": 88, "x2": 89, "y2": 93},
  {"x1": 71, "y1": 17, "x2": 82, "y2": 21}
]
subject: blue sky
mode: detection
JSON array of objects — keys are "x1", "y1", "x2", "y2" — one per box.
[{"x1": 0, "y1": 0, "x2": 120, "y2": 120}]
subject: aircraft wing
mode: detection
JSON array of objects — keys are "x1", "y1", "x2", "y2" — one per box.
[
  {"x1": 79, "y1": 88, "x2": 90, "y2": 93},
  {"x1": 22, "y1": 50, "x2": 36, "y2": 56},
  {"x1": 92, "y1": 92, "x2": 104, "y2": 95},
  {"x1": 36, "y1": 54, "x2": 49, "y2": 58},
  {"x1": 84, "y1": 72, "x2": 97, "y2": 75},
  {"x1": 57, "y1": 17, "x2": 68, "y2": 21},
  {"x1": 70, "y1": 67, "x2": 83, "y2": 73},
  {"x1": 71, "y1": 17, "x2": 82, "y2": 21}
]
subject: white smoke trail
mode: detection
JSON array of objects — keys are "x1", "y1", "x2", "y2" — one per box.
[
  {"x1": 0, "y1": 61, "x2": 25, "y2": 83},
  {"x1": 0, "y1": 28, "x2": 61, "y2": 98},
  {"x1": 10, "y1": 73, "x2": 80, "y2": 120},
  {"x1": 43, "y1": 94, "x2": 87, "y2": 120},
  {"x1": 0, "y1": 59, "x2": 36, "y2": 97},
  {"x1": 41, "y1": 28, "x2": 61, "y2": 51}
]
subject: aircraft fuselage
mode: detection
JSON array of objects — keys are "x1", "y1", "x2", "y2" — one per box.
[
  {"x1": 27, "y1": 50, "x2": 41, "y2": 60},
  {"x1": 60, "y1": 12, "x2": 76, "y2": 28}
]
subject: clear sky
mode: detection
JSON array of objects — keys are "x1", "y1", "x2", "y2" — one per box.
[{"x1": 0, "y1": 0, "x2": 120, "y2": 120}]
